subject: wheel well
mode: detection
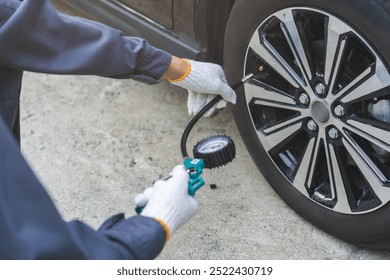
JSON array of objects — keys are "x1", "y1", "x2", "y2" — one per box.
[{"x1": 194, "y1": 0, "x2": 236, "y2": 64}]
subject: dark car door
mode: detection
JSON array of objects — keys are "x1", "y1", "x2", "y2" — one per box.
[
  {"x1": 52, "y1": 0, "x2": 198, "y2": 59},
  {"x1": 113, "y1": 0, "x2": 197, "y2": 47},
  {"x1": 112, "y1": 0, "x2": 173, "y2": 29}
]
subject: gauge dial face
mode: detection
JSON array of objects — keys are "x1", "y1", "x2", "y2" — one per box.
[
  {"x1": 193, "y1": 135, "x2": 236, "y2": 169},
  {"x1": 197, "y1": 136, "x2": 230, "y2": 153}
]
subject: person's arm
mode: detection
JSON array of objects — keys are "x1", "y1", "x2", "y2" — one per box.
[
  {"x1": 0, "y1": 0, "x2": 171, "y2": 84},
  {"x1": 0, "y1": 115, "x2": 166, "y2": 259},
  {"x1": 0, "y1": 0, "x2": 236, "y2": 116}
]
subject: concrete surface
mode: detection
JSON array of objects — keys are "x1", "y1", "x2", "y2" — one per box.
[{"x1": 20, "y1": 72, "x2": 390, "y2": 260}]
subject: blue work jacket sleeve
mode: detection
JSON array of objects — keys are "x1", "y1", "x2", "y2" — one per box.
[
  {"x1": 0, "y1": 0, "x2": 172, "y2": 84},
  {"x1": 0, "y1": 116, "x2": 166, "y2": 259}
]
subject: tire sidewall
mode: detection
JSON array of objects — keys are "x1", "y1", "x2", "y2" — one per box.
[{"x1": 224, "y1": 0, "x2": 390, "y2": 248}]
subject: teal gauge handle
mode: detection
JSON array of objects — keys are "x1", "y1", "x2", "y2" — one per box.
[
  {"x1": 135, "y1": 159, "x2": 204, "y2": 214},
  {"x1": 184, "y1": 157, "x2": 205, "y2": 196},
  {"x1": 135, "y1": 206, "x2": 144, "y2": 214}
]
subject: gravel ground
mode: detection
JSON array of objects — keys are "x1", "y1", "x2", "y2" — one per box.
[{"x1": 19, "y1": 72, "x2": 390, "y2": 259}]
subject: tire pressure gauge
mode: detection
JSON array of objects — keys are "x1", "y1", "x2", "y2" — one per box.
[
  {"x1": 181, "y1": 73, "x2": 254, "y2": 195},
  {"x1": 135, "y1": 74, "x2": 254, "y2": 213},
  {"x1": 193, "y1": 135, "x2": 236, "y2": 169}
]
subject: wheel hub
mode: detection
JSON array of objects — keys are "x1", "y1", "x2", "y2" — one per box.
[{"x1": 311, "y1": 101, "x2": 330, "y2": 124}]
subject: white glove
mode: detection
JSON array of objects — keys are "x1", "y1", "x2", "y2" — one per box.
[
  {"x1": 170, "y1": 59, "x2": 236, "y2": 117},
  {"x1": 134, "y1": 165, "x2": 198, "y2": 240}
]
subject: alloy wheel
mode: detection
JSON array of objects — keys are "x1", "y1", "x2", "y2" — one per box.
[{"x1": 244, "y1": 7, "x2": 390, "y2": 214}]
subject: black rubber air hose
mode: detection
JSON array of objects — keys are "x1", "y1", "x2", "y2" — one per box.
[{"x1": 180, "y1": 74, "x2": 254, "y2": 158}]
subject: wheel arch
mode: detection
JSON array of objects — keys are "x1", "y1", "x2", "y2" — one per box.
[{"x1": 194, "y1": 0, "x2": 236, "y2": 64}]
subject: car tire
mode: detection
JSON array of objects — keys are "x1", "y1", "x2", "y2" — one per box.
[{"x1": 224, "y1": 0, "x2": 390, "y2": 249}]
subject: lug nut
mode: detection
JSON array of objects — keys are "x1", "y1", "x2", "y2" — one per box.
[
  {"x1": 307, "y1": 120, "x2": 318, "y2": 132},
  {"x1": 328, "y1": 128, "x2": 340, "y2": 140},
  {"x1": 315, "y1": 83, "x2": 327, "y2": 95},
  {"x1": 334, "y1": 104, "x2": 345, "y2": 117},
  {"x1": 299, "y1": 93, "x2": 310, "y2": 105}
]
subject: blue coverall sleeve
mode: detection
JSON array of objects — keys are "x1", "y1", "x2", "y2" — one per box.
[
  {"x1": 0, "y1": 0, "x2": 170, "y2": 259},
  {"x1": 0, "y1": 115, "x2": 167, "y2": 259},
  {"x1": 0, "y1": 0, "x2": 172, "y2": 83}
]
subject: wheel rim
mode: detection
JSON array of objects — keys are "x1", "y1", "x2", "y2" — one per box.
[{"x1": 244, "y1": 7, "x2": 390, "y2": 214}]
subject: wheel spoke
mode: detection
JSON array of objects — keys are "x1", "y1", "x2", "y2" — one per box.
[
  {"x1": 343, "y1": 118, "x2": 390, "y2": 154},
  {"x1": 323, "y1": 138, "x2": 336, "y2": 199},
  {"x1": 253, "y1": 99, "x2": 303, "y2": 112},
  {"x1": 326, "y1": 141, "x2": 351, "y2": 213},
  {"x1": 324, "y1": 17, "x2": 351, "y2": 85},
  {"x1": 340, "y1": 60, "x2": 390, "y2": 103},
  {"x1": 248, "y1": 29, "x2": 300, "y2": 88},
  {"x1": 263, "y1": 114, "x2": 305, "y2": 135},
  {"x1": 258, "y1": 121, "x2": 303, "y2": 152},
  {"x1": 294, "y1": 136, "x2": 319, "y2": 193},
  {"x1": 244, "y1": 83, "x2": 296, "y2": 108},
  {"x1": 245, "y1": 82, "x2": 306, "y2": 113},
  {"x1": 328, "y1": 38, "x2": 347, "y2": 95},
  {"x1": 274, "y1": 10, "x2": 313, "y2": 90},
  {"x1": 342, "y1": 131, "x2": 389, "y2": 199}
]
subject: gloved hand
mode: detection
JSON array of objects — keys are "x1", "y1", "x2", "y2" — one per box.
[
  {"x1": 134, "y1": 165, "x2": 198, "y2": 240},
  {"x1": 169, "y1": 59, "x2": 236, "y2": 117}
]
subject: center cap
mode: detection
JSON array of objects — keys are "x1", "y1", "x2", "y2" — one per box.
[{"x1": 312, "y1": 101, "x2": 330, "y2": 123}]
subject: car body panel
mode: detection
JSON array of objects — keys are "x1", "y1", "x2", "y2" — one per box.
[
  {"x1": 114, "y1": 0, "x2": 173, "y2": 29},
  {"x1": 52, "y1": 0, "x2": 199, "y2": 59}
]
